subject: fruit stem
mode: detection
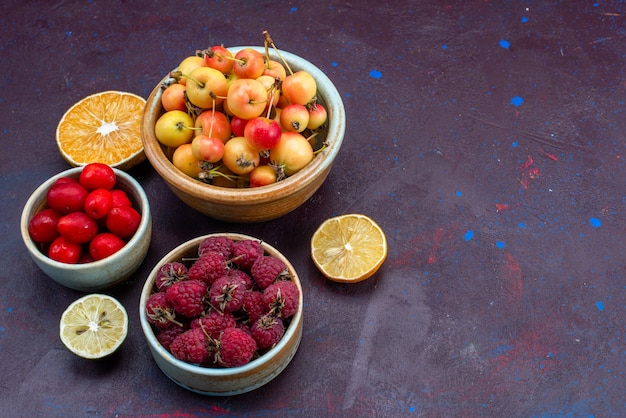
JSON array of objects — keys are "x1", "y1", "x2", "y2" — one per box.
[
  {"x1": 208, "y1": 98, "x2": 216, "y2": 138},
  {"x1": 263, "y1": 30, "x2": 293, "y2": 75},
  {"x1": 179, "y1": 71, "x2": 204, "y2": 88},
  {"x1": 197, "y1": 163, "x2": 242, "y2": 184},
  {"x1": 264, "y1": 79, "x2": 280, "y2": 119}
]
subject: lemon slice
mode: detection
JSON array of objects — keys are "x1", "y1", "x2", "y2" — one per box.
[
  {"x1": 59, "y1": 294, "x2": 128, "y2": 359},
  {"x1": 311, "y1": 214, "x2": 388, "y2": 283},
  {"x1": 56, "y1": 91, "x2": 147, "y2": 170}
]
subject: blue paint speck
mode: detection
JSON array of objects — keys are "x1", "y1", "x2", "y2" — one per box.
[
  {"x1": 499, "y1": 39, "x2": 511, "y2": 49},
  {"x1": 289, "y1": 7, "x2": 297, "y2": 13},
  {"x1": 596, "y1": 301, "x2": 605, "y2": 311},
  {"x1": 495, "y1": 241, "x2": 506, "y2": 248},
  {"x1": 512, "y1": 141, "x2": 518, "y2": 148},
  {"x1": 518, "y1": 222, "x2": 526, "y2": 228},
  {"x1": 590, "y1": 217, "x2": 602, "y2": 228},
  {"x1": 7, "y1": 307, "x2": 12, "y2": 313},
  {"x1": 455, "y1": 191, "x2": 463, "y2": 197},
  {"x1": 521, "y1": 16, "x2": 529, "y2": 23},
  {"x1": 369, "y1": 69, "x2": 382, "y2": 79},
  {"x1": 510, "y1": 96, "x2": 524, "y2": 107},
  {"x1": 331, "y1": 61, "x2": 338, "y2": 67},
  {"x1": 442, "y1": 44, "x2": 448, "y2": 50},
  {"x1": 409, "y1": 406, "x2": 416, "y2": 413},
  {"x1": 463, "y1": 230, "x2": 475, "y2": 241}
]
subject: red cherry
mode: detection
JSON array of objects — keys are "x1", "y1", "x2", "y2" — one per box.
[
  {"x1": 79, "y1": 163, "x2": 116, "y2": 191},
  {"x1": 230, "y1": 116, "x2": 249, "y2": 137},
  {"x1": 89, "y1": 233, "x2": 126, "y2": 260},
  {"x1": 84, "y1": 189, "x2": 113, "y2": 219},
  {"x1": 110, "y1": 189, "x2": 133, "y2": 208},
  {"x1": 48, "y1": 236, "x2": 82, "y2": 264},
  {"x1": 46, "y1": 181, "x2": 88, "y2": 214},
  {"x1": 57, "y1": 212, "x2": 99, "y2": 244},
  {"x1": 106, "y1": 206, "x2": 141, "y2": 238},
  {"x1": 28, "y1": 208, "x2": 62, "y2": 243}
]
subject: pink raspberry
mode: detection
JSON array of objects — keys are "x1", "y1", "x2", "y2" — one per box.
[
  {"x1": 198, "y1": 235, "x2": 234, "y2": 259},
  {"x1": 145, "y1": 291, "x2": 180, "y2": 329},
  {"x1": 190, "y1": 309, "x2": 237, "y2": 339},
  {"x1": 263, "y1": 280, "x2": 300, "y2": 319},
  {"x1": 231, "y1": 239, "x2": 264, "y2": 269},
  {"x1": 208, "y1": 275, "x2": 246, "y2": 313},
  {"x1": 156, "y1": 323, "x2": 186, "y2": 351},
  {"x1": 170, "y1": 327, "x2": 210, "y2": 364},
  {"x1": 188, "y1": 251, "x2": 229, "y2": 285},
  {"x1": 241, "y1": 290, "x2": 269, "y2": 324},
  {"x1": 250, "y1": 314, "x2": 285, "y2": 350},
  {"x1": 166, "y1": 279, "x2": 208, "y2": 318},
  {"x1": 155, "y1": 262, "x2": 188, "y2": 291},
  {"x1": 216, "y1": 327, "x2": 258, "y2": 367},
  {"x1": 250, "y1": 255, "x2": 288, "y2": 290},
  {"x1": 228, "y1": 268, "x2": 254, "y2": 290}
]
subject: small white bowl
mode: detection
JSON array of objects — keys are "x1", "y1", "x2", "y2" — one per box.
[
  {"x1": 139, "y1": 233, "x2": 304, "y2": 395},
  {"x1": 21, "y1": 167, "x2": 152, "y2": 292}
]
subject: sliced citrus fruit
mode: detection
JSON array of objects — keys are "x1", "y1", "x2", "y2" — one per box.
[
  {"x1": 56, "y1": 91, "x2": 146, "y2": 170},
  {"x1": 59, "y1": 293, "x2": 128, "y2": 359},
  {"x1": 311, "y1": 214, "x2": 388, "y2": 283}
]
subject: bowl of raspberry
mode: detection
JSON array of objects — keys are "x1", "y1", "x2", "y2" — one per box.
[
  {"x1": 141, "y1": 44, "x2": 346, "y2": 223},
  {"x1": 20, "y1": 165, "x2": 152, "y2": 292},
  {"x1": 139, "y1": 233, "x2": 304, "y2": 395}
]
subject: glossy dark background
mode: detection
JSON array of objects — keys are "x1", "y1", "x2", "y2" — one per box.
[{"x1": 1, "y1": 1, "x2": 624, "y2": 417}]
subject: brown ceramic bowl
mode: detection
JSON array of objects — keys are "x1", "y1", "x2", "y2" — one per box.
[
  {"x1": 139, "y1": 233, "x2": 304, "y2": 395},
  {"x1": 141, "y1": 46, "x2": 345, "y2": 222}
]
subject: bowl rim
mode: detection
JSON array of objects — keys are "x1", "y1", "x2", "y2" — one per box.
[
  {"x1": 141, "y1": 45, "x2": 345, "y2": 203},
  {"x1": 139, "y1": 233, "x2": 304, "y2": 377},
  {"x1": 20, "y1": 166, "x2": 152, "y2": 271}
]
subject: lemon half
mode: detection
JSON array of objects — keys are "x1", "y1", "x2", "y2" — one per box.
[
  {"x1": 311, "y1": 214, "x2": 388, "y2": 283},
  {"x1": 59, "y1": 294, "x2": 128, "y2": 359}
]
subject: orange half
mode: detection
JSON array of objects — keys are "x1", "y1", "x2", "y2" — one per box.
[{"x1": 56, "y1": 91, "x2": 146, "y2": 170}]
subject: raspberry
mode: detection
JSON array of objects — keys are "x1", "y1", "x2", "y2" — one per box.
[
  {"x1": 190, "y1": 309, "x2": 237, "y2": 339},
  {"x1": 145, "y1": 291, "x2": 180, "y2": 329},
  {"x1": 156, "y1": 324, "x2": 186, "y2": 351},
  {"x1": 170, "y1": 327, "x2": 211, "y2": 364},
  {"x1": 241, "y1": 290, "x2": 269, "y2": 324},
  {"x1": 250, "y1": 314, "x2": 285, "y2": 350},
  {"x1": 228, "y1": 268, "x2": 254, "y2": 290},
  {"x1": 208, "y1": 275, "x2": 246, "y2": 313},
  {"x1": 188, "y1": 251, "x2": 229, "y2": 285},
  {"x1": 198, "y1": 235, "x2": 234, "y2": 259},
  {"x1": 155, "y1": 262, "x2": 188, "y2": 291},
  {"x1": 250, "y1": 255, "x2": 288, "y2": 290},
  {"x1": 166, "y1": 279, "x2": 208, "y2": 318},
  {"x1": 231, "y1": 239, "x2": 264, "y2": 269},
  {"x1": 216, "y1": 327, "x2": 257, "y2": 367},
  {"x1": 263, "y1": 280, "x2": 300, "y2": 319}
]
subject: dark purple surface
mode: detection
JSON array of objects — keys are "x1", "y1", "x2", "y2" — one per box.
[{"x1": 1, "y1": 1, "x2": 624, "y2": 417}]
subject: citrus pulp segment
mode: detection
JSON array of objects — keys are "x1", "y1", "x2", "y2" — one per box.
[
  {"x1": 59, "y1": 293, "x2": 128, "y2": 359},
  {"x1": 56, "y1": 91, "x2": 146, "y2": 170},
  {"x1": 310, "y1": 214, "x2": 387, "y2": 283}
]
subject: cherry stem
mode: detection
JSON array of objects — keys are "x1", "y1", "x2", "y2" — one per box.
[
  {"x1": 200, "y1": 47, "x2": 245, "y2": 65},
  {"x1": 181, "y1": 72, "x2": 204, "y2": 88},
  {"x1": 263, "y1": 30, "x2": 293, "y2": 75},
  {"x1": 208, "y1": 98, "x2": 216, "y2": 138},
  {"x1": 197, "y1": 164, "x2": 241, "y2": 184}
]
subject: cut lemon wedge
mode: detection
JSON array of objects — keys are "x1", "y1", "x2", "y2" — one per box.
[
  {"x1": 311, "y1": 214, "x2": 388, "y2": 283},
  {"x1": 59, "y1": 294, "x2": 128, "y2": 359},
  {"x1": 56, "y1": 91, "x2": 146, "y2": 170}
]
